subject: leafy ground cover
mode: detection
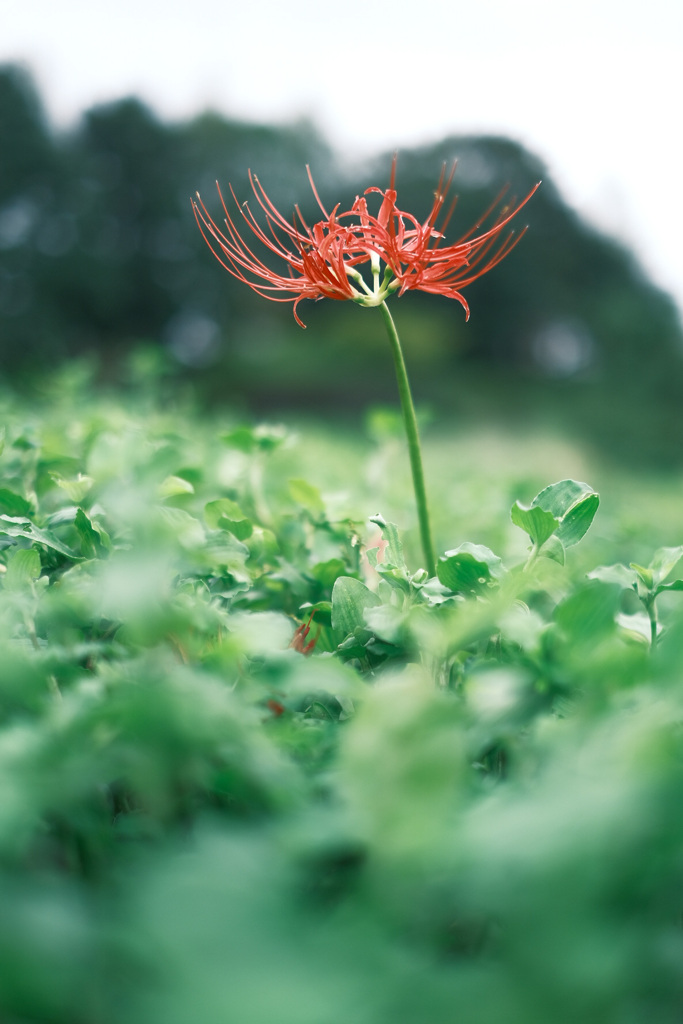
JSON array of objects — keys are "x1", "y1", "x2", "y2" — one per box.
[{"x1": 2, "y1": 371, "x2": 683, "y2": 1023}]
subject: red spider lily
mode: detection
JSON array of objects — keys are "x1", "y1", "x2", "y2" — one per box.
[
  {"x1": 289, "y1": 612, "x2": 320, "y2": 655},
  {"x1": 192, "y1": 159, "x2": 539, "y2": 325}
]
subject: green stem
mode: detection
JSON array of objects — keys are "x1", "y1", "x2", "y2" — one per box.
[
  {"x1": 379, "y1": 302, "x2": 436, "y2": 575},
  {"x1": 524, "y1": 543, "x2": 540, "y2": 572},
  {"x1": 645, "y1": 595, "x2": 658, "y2": 648}
]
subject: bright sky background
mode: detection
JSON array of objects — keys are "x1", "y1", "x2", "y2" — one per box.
[{"x1": 1, "y1": 0, "x2": 682, "y2": 313}]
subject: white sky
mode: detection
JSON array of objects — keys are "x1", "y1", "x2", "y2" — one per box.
[{"x1": 2, "y1": 0, "x2": 682, "y2": 312}]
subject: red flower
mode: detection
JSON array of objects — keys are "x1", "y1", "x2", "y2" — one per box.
[
  {"x1": 289, "y1": 612, "x2": 320, "y2": 655},
  {"x1": 192, "y1": 159, "x2": 539, "y2": 326}
]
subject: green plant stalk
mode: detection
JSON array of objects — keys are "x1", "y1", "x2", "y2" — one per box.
[
  {"x1": 644, "y1": 594, "x2": 658, "y2": 648},
  {"x1": 524, "y1": 542, "x2": 540, "y2": 572},
  {"x1": 379, "y1": 301, "x2": 436, "y2": 575}
]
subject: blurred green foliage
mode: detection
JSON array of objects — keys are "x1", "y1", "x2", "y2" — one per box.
[
  {"x1": 2, "y1": 373, "x2": 683, "y2": 1021},
  {"x1": 2, "y1": 64, "x2": 683, "y2": 465}
]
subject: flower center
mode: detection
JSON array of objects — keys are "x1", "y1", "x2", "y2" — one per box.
[{"x1": 344, "y1": 253, "x2": 401, "y2": 308}]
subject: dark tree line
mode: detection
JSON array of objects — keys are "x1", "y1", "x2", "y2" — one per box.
[{"x1": 1, "y1": 63, "x2": 682, "y2": 464}]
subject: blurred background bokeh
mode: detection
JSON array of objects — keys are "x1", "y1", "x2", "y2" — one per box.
[{"x1": 1, "y1": 0, "x2": 682, "y2": 468}]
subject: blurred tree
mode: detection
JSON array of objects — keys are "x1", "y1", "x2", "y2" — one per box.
[
  {"x1": 0, "y1": 65, "x2": 64, "y2": 359},
  {"x1": 0, "y1": 64, "x2": 55, "y2": 200}
]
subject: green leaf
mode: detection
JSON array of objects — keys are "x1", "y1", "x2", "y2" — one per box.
[
  {"x1": 365, "y1": 603, "x2": 407, "y2": 644},
  {"x1": 0, "y1": 515, "x2": 78, "y2": 559},
  {"x1": 75, "y1": 508, "x2": 110, "y2": 559},
  {"x1": 27, "y1": 524, "x2": 79, "y2": 559},
  {"x1": 204, "y1": 499, "x2": 253, "y2": 540},
  {"x1": 298, "y1": 600, "x2": 333, "y2": 627},
  {"x1": 554, "y1": 579, "x2": 622, "y2": 641},
  {"x1": 437, "y1": 543, "x2": 503, "y2": 595},
  {"x1": 221, "y1": 424, "x2": 287, "y2": 453},
  {"x1": 630, "y1": 562, "x2": 654, "y2": 591},
  {"x1": 533, "y1": 479, "x2": 593, "y2": 519},
  {"x1": 510, "y1": 501, "x2": 559, "y2": 548},
  {"x1": 245, "y1": 526, "x2": 279, "y2": 561},
  {"x1": 533, "y1": 479, "x2": 599, "y2": 548},
  {"x1": 555, "y1": 493, "x2": 600, "y2": 547},
  {"x1": 588, "y1": 564, "x2": 639, "y2": 590},
  {"x1": 3, "y1": 547, "x2": 42, "y2": 591},
  {"x1": 539, "y1": 534, "x2": 565, "y2": 565},
  {"x1": 655, "y1": 579, "x2": 683, "y2": 597},
  {"x1": 288, "y1": 479, "x2": 325, "y2": 515},
  {"x1": 311, "y1": 558, "x2": 347, "y2": 589},
  {"x1": 512, "y1": 480, "x2": 599, "y2": 552},
  {"x1": 368, "y1": 514, "x2": 406, "y2": 570},
  {"x1": 331, "y1": 576, "x2": 381, "y2": 635},
  {"x1": 374, "y1": 564, "x2": 412, "y2": 596},
  {"x1": 50, "y1": 473, "x2": 94, "y2": 503},
  {"x1": 649, "y1": 545, "x2": 683, "y2": 587},
  {"x1": 0, "y1": 488, "x2": 33, "y2": 517},
  {"x1": 158, "y1": 507, "x2": 205, "y2": 549},
  {"x1": 220, "y1": 426, "x2": 257, "y2": 453},
  {"x1": 158, "y1": 475, "x2": 195, "y2": 498}
]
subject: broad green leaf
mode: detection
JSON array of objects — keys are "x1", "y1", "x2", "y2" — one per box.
[
  {"x1": 649, "y1": 545, "x2": 683, "y2": 587},
  {"x1": 366, "y1": 546, "x2": 380, "y2": 569},
  {"x1": 437, "y1": 543, "x2": 503, "y2": 595},
  {"x1": 555, "y1": 493, "x2": 600, "y2": 547},
  {"x1": 27, "y1": 524, "x2": 79, "y2": 559},
  {"x1": 298, "y1": 600, "x2": 333, "y2": 627},
  {"x1": 374, "y1": 564, "x2": 412, "y2": 596},
  {"x1": 157, "y1": 507, "x2": 205, "y2": 549},
  {"x1": 630, "y1": 563, "x2": 654, "y2": 591},
  {"x1": 368, "y1": 514, "x2": 406, "y2": 570},
  {"x1": 532, "y1": 479, "x2": 599, "y2": 548},
  {"x1": 205, "y1": 497, "x2": 248, "y2": 529},
  {"x1": 75, "y1": 508, "x2": 110, "y2": 560},
  {"x1": 50, "y1": 473, "x2": 94, "y2": 503},
  {"x1": 365, "y1": 603, "x2": 407, "y2": 644},
  {"x1": 220, "y1": 426, "x2": 257, "y2": 453},
  {"x1": 311, "y1": 558, "x2": 347, "y2": 589},
  {"x1": 0, "y1": 515, "x2": 78, "y2": 559},
  {"x1": 616, "y1": 612, "x2": 653, "y2": 644},
  {"x1": 539, "y1": 534, "x2": 565, "y2": 565},
  {"x1": 158, "y1": 475, "x2": 195, "y2": 498},
  {"x1": 246, "y1": 526, "x2": 279, "y2": 561},
  {"x1": 655, "y1": 579, "x2": 683, "y2": 597},
  {"x1": 0, "y1": 488, "x2": 33, "y2": 517},
  {"x1": 513, "y1": 479, "x2": 599, "y2": 551},
  {"x1": 288, "y1": 478, "x2": 325, "y2": 515},
  {"x1": 331, "y1": 576, "x2": 381, "y2": 635},
  {"x1": 221, "y1": 424, "x2": 287, "y2": 453},
  {"x1": 554, "y1": 579, "x2": 622, "y2": 641},
  {"x1": 532, "y1": 479, "x2": 595, "y2": 519},
  {"x1": 588, "y1": 563, "x2": 638, "y2": 590},
  {"x1": 3, "y1": 547, "x2": 42, "y2": 591},
  {"x1": 205, "y1": 532, "x2": 252, "y2": 584},
  {"x1": 510, "y1": 501, "x2": 559, "y2": 548},
  {"x1": 205, "y1": 499, "x2": 253, "y2": 540}
]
